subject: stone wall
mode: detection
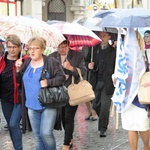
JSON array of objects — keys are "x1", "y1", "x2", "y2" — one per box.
[{"x1": 22, "y1": 0, "x2": 42, "y2": 20}]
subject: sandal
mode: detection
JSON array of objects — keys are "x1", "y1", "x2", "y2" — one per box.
[
  {"x1": 91, "y1": 116, "x2": 98, "y2": 121},
  {"x1": 85, "y1": 113, "x2": 92, "y2": 120},
  {"x1": 69, "y1": 139, "x2": 73, "y2": 148}
]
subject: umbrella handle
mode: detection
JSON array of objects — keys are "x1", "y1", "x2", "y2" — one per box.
[
  {"x1": 20, "y1": 48, "x2": 23, "y2": 58},
  {"x1": 20, "y1": 44, "x2": 24, "y2": 58},
  {"x1": 91, "y1": 47, "x2": 93, "y2": 62}
]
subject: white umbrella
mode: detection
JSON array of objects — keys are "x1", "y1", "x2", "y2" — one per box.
[
  {"x1": 72, "y1": 17, "x2": 103, "y2": 31},
  {"x1": 0, "y1": 16, "x2": 65, "y2": 47}
]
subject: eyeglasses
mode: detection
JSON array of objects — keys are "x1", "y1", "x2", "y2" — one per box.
[
  {"x1": 28, "y1": 47, "x2": 41, "y2": 51},
  {"x1": 7, "y1": 46, "x2": 18, "y2": 49},
  {"x1": 57, "y1": 45, "x2": 67, "y2": 49}
]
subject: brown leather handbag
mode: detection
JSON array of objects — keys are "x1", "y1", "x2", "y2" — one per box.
[{"x1": 68, "y1": 68, "x2": 95, "y2": 106}]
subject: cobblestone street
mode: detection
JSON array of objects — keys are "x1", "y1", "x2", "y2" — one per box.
[{"x1": 0, "y1": 103, "x2": 144, "y2": 150}]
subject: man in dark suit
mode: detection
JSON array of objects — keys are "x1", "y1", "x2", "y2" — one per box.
[{"x1": 85, "y1": 31, "x2": 116, "y2": 137}]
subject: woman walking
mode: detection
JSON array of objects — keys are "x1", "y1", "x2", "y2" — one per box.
[
  {"x1": 0, "y1": 34, "x2": 23, "y2": 150},
  {"x1": 15, "y1": 36, "x2": 66, "y2": 150}
]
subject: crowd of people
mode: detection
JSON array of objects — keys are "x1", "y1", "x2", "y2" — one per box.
[{"x1": 0, "y1": 29, "x2": 150, "y2": 150}]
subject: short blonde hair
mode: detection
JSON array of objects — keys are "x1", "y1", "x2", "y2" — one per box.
[{"x1": 28, "y1": 36, "x2": 46, "y2": 50}]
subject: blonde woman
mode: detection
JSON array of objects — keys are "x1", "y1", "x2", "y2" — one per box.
[{"x1": 16, "y1": 36, "x2": 66, "y2": 150}]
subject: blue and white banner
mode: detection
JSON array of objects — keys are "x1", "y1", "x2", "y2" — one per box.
[{"x1": 112, "y1": 28, "x2": 145, "y2": 112}]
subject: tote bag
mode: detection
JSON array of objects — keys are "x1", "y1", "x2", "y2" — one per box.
[
  {"x1": 138, "y1": 72, "x2": 150, "y2": 104},
  {"x1": 68, "y1": 68, "x2": 95, "y2": 106}
]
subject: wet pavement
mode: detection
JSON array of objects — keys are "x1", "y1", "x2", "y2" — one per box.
[{"x1": 0, "y1": 103, "x2": 144, "y2": 150}]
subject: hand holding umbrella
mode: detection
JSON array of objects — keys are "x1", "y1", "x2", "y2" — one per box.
[{"x1": 15, "y1": 58, "x2": 23, "y2": 72}]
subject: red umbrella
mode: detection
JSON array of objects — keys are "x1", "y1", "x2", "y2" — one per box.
[
  {"x1": 69, "y1": 46, "x2": 83, "y2": 51},
  {"x1": 49, "y1": 22, "x2": 101, "y2": 47}
]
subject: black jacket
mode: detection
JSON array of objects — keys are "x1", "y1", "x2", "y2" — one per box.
[
  {"x1": 16, "y1": 55, "x2": 66, "y2": 133},
  {"x1": 49, "y1": 49, "x2": 87, "y2": 87},
  {"x1": 85, "y1": 44, "x2": 116, "y2": 95}
]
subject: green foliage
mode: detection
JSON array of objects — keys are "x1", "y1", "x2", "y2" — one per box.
[{"x1": 43, "y1": 47, "x2": 55, "y2": 56}]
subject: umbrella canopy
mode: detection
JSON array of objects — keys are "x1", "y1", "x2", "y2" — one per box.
[
  {"x1": 98, "y1": 8, "x2": 150, "y2": 28},
  {"x1": 49, "y1": 22, "x2": 101, "y2": 47},
  {"x1": 73, "y1": 16, "x2": 126, "y2": 35},
  {"x1": 72, "y1": 17, "x2": 103, "y2": 31},
  {"x1": 94, "y1": 9, "x2": 119, "y2": 18},
  {"x1": 0, "y1": 16, "x2": 65, "y2": 47},
  {"x1": 46, "y1": 20, "x2": 65, "y2": 25}
]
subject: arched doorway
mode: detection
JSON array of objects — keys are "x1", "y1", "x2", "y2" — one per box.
[{"x1": 48, "y1": 0, "x2": 66, "y2": 21}]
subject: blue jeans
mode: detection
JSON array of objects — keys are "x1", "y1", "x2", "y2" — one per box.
[
  {"x1": 1, "y1": 100, "x2": 22, "y2": 150},
  {"x1": 28, "y1": 108, "x2": 57, "y2": 150}
]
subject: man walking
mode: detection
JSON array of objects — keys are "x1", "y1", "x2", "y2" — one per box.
[{"x1": 85, "y1": 31, "x2": 116, "y2": 137}]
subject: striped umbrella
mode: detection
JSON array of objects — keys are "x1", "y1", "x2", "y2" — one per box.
[{"x1": 49, "y1": 22, "x2": 101, "y2": 47}]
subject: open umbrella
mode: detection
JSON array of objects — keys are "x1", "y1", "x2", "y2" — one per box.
[
  {"x1": 73, "y1": 16, "x2": 126, "y2": 35},
  {"x1": 49, "y1": 22, "x2": 101, "y2": 47},
  {"x1": 0, "y1": 16, "x2": 65, "y2": 47},
  {"x1": 98, "y1": 8, "x2": 150, "y2": 28},
  {"x1": 72, "y1": 17, "x2": 103, "y2": 31},
  {"x1": 94, "y1": 9, "x2": 119, "y2": 18}
]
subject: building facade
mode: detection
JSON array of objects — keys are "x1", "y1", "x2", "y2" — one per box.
[
  {"x1": 21, "y1": 0, "x2": 87, "y2": 22},
  {"x1": 0, "y1": 0, "x2": 150, "y2": 22}
]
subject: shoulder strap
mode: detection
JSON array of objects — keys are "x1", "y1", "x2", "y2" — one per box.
[
  {"x1": 145, "y1": 50, "x2": 148, "y2": 62},
  {"x1": 23, "y1": 57, "x2": 31, "y2": 72},
  {"x1": 71, "y1": 68, "x2": 83, "y2": 84},
  {"x1": 40, "y1": 56, "x2": 49, "y2": 80},
  {"x1": 145, "y1": 50, "x2": 149, "y2": 72}
]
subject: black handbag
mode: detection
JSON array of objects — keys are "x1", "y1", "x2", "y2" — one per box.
[
  {"x1": 38, "y1": 84, "x2": 69, "y2": 107},
  {"x1": 38, "y1": 62, "x2": 69, "y2": 108}
]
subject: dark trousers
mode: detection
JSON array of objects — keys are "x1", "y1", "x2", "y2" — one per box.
[
  {"x1": 62, "y1": 103, "x2": 78, "y2": 145},
  {"x1": 92, "y1": 80, "x2": 112, "y2": 131},
  {"x1": 1, "y1": 100, "x2": 22, "y2": 150}
]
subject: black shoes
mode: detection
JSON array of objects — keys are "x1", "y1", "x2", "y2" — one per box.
[
  {"x1": 91, "y1": 117, "x2": 97, "y2": 121},
  {"x1": 85, "y1": 114, "x2": 98, "y2": 121},
  {"x1": 4, "y1": 124, "x2": 8, "y2": 129},
  {"x1": 85, "y1": 114, "x2": 92, "y2": 120},
  {"x1": 100, "y1": 130, "x2": 107, "y2": 137}
]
